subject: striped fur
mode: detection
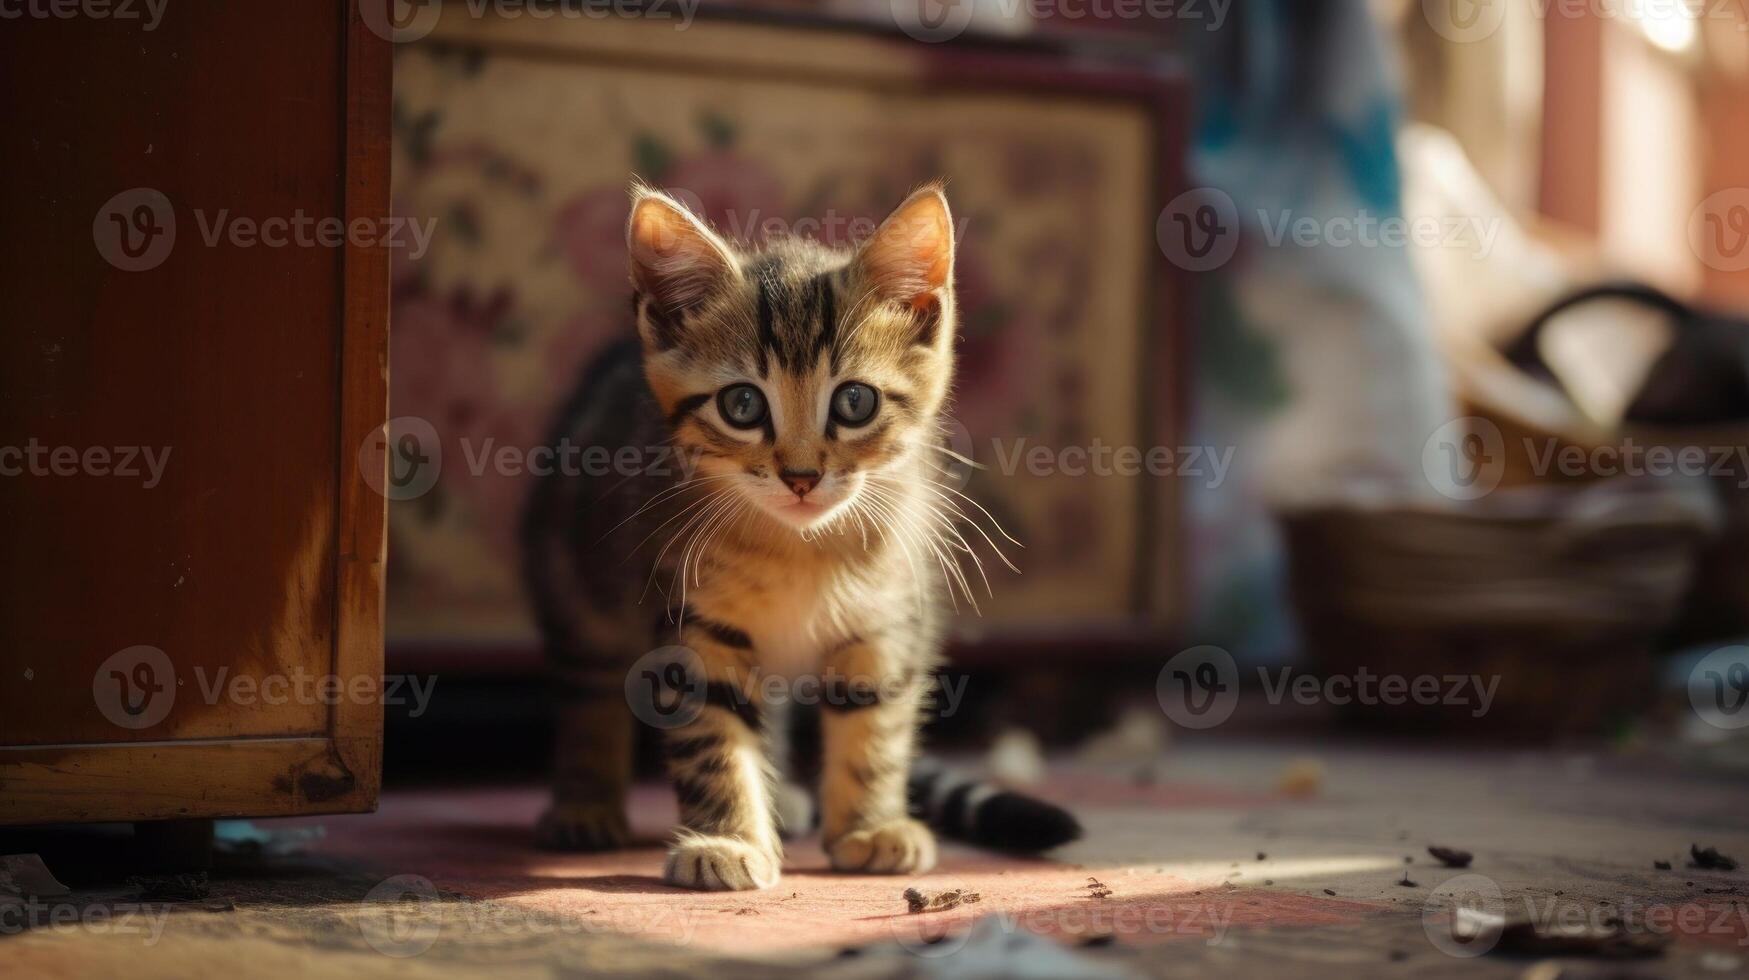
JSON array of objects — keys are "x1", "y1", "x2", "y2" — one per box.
[{"x1": 521, "y1": 184, "x2": 1072, "y2": 891}]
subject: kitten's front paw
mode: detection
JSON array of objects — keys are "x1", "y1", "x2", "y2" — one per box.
[
  {"x1": 536, "y1": 801, "x2": 629, "y2": 852},
  {"x1": 827, "y1": 819, "x2": 937, "y2": 875},
  {"x1": 664, "y1": 836, "x2": 781, "y2": 891}
]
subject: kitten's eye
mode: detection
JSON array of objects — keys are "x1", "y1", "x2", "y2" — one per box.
[
  {"x1": 716, "y1": 384, "x2": 767, "y2": 429},
  {"x1": 830, "y1": 382, "x2": 879, "y2": 427}
]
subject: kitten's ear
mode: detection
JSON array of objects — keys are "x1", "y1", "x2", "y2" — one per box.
[
  {"x1": 627, "y1": 188, "x2": 738, "y2": 344},
  {"x1": 854, "y1": 185, "x2": 955, "y2": 316}
]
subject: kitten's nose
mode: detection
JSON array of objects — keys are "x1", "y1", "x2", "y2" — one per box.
[{"x1": 780, "y1": 469, "x2": 821, "y2": 498}]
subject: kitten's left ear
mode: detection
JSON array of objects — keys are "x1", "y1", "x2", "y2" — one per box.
[
  {"x1": 627, "y1": 187, "x2": 739, "y2": 348},
  {"x1": 853, "y1": 185, "x2": 955, "y2": 342}
]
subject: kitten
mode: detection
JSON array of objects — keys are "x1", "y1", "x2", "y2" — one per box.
[{"x1": 520, "y1": 183, "x2": 1078, "y2": 891}]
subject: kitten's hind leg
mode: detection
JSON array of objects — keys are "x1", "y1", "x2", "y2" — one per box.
[{"x1": 538, "y1": 664, "x2": 633, "y2": 851}]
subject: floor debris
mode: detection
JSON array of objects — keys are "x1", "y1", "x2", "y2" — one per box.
[
  {"x1": 904, "y1": 887, "x2": 982, "y2": 914},
  {"x1": 1427, "y1": 846, "x2": 1473, "y2": 868},
  {"x1": 1276, "y1": 758, "x2": 1325, "y2": 798},
  {"x1": 1690, "y1": 845, "x2": 1740, "y2": 871}
]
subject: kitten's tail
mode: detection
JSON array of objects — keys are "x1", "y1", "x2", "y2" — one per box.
[{"x1": 908, "y1": 757, "x2": 1082, "y2": 853}]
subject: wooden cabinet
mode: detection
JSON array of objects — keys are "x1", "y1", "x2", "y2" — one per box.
[{"x1": 0, "y1": 3, "x2": 389, "y2": 824}]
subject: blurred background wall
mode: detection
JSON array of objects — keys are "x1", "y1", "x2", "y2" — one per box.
[{"x1": 379, "y1": 0, "x2": 1749, "y2": 754}]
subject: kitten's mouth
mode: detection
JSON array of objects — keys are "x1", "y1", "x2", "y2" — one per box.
[{"x1": 759, "y1": 493, "x2": 846, "y2": 531}]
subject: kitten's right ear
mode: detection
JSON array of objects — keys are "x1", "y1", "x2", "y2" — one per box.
[{"x1": 626, "y1": 188, "x2": 738, "y2": 346}]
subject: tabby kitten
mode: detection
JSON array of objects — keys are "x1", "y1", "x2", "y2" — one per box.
[{"x1": 521, "y1": 184, "x2": 1077, "y2": 891}]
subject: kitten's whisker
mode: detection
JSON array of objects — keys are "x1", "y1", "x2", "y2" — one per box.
[
  {"x1": 921, "y1": 441, "x2": 983, "y2": 470},
  {"x1": 867, "y1": 479, "x2": 979, "y2": 609},
  {"x1": 670, "y1": 491, "x2": 740, "y2": 611},
  {"x1": 627, "y1": 489, "x2": 732, "y2": 573},
  {"x1": 902, "y1": 479, "x2": 1022, "y2": 575},
  {"x1": 642, "y1": 487, "x2": 736, "y2": 606},
  {"x1": 867, "y1": 473, "x2": 1018, "y2": 581},
  {"x1": 910, "y1": 498, "x2": 992, "y2": 599},
  {"x1": 597, "y1": 473, "x2": 740, "y2": 545},
  {"x1": 863, "y1": 482, "x2": 976, "y2": 613},
  {"x1": 856, "y1": 487, "x2": 927, "y2": 620},
  {"x1": 918, "y1": 478, "x2": 1024, "y2": 551}
]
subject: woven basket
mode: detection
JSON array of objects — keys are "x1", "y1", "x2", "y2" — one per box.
[
  {"x1": 1446, "y1": 296, "x2": 1749, "y2": 644},
  {"x1": 1283, "y1": 479, "x2": 1718, "y2": 737}
]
